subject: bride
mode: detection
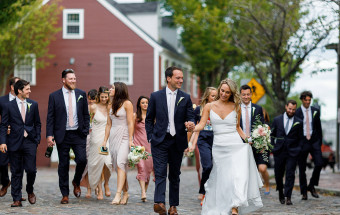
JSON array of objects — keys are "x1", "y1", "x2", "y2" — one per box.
[{"x1": 192, "y1": 79, "x2": 263, "y2": 215}]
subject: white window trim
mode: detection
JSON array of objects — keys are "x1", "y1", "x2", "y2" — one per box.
[
  {"x1": 110, "y1": 53, "x2": 133, "y2": 85},
  {"x1": 63, "y1": 9, "x2": 84, "y2": 39},
  {"x1": 14, "y1": 54, "x2": 36, "y2": 86}
]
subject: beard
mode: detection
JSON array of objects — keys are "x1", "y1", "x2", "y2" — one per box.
[{"x1": 65, "y1": 82, "x2": 76, "y2": 90}]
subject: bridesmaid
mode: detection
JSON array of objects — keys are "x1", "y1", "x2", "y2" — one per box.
[
  {"x1": 186, "y1": 87, "x2": 217, "y2": 205},
  {"x1": 134, "y1": 96, "x2": 153, "y2": 202},
  {"x1": 102, "y1": 82, "x2": 134, "y2": 205},
  {"x1": 87, "y1": 86, "x2": 113, "y2": 200},
  {"x1": 81, "y1": 89, "x2": 98, "y2": 198}
]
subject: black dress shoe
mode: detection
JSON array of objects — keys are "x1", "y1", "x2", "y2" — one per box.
[
  {"x1": 279, "y1": 191, "x2": 285, "y2": 204},
  {"x1": 308, "y1": 186, "x2": 319, "y2": 198},
  {"x1": 301, "y1": 193, "x2": 308, "y2": 200},
  {"x1": 286, "y1": 197, "x2": 293, "y2": 205}
]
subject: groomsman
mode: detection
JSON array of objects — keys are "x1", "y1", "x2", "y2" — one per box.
[
  {"x1": 0, "y1": 77, "x2": 20, "y2": 197},
  {"x1": 239, "y1": 85, "x2": 270, "y2": 194},
  {"x1": 296, "y1": 91, "x2": 323, "y2": 200},
  {"x1": 0, "y1": 80, "x2": 41, "y2": 207},
  {"x1": 146, "y1": 66, "x2": 195, "y2": 215},
  {"x1": 271, "y1": 100, "x2": 303, "y2": 205},
  {"x1": 46, "y1": 69, "x2": 90, "y2": 204}
]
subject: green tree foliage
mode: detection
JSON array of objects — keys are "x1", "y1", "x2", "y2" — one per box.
[{"x1": 0, "y1": 0, "x2": 61, "y2": 95}]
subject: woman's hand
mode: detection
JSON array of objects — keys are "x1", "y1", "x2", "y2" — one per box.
[
  {"x1": 129, "y1": 140, "x2": 135, "y2": 149},
  {"x1": 101, "y1": 142, "x2": 107, "y2": 148}
]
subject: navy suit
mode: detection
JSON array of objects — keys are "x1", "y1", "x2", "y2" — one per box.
[
  {"x1": 145, "y1": 88, "x2": 195, "y2": 206},
  {"x1": 0, "y1": 94, "x2": 10, "y2": 187},
  {"x1": 46, "y1": 88, "x2": 89, "y2": 196},
  {"x1": 271, "y1": 114, "x2": 303, "y2": 198},
  {"x1": 240, "y1": 103, "x2": 269, "y2": 165},
  {"x1": 0, "y1": 98, "x2": 41, "y2": 201},
  {"x1": 295, "y1": 106, "x2": 323, "y2": 194}
]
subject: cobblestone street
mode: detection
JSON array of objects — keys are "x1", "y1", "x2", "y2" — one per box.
[{"x1": 0, "y1": 168, "x2": 340, "y2": 214}]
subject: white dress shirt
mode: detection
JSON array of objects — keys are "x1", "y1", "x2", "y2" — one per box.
[
  {"x1": 9, "y1": 93, "x2": 16, "y2": 101},
  {"x1": 166, "y1": 86, "x2": 177, "y2": 134},
  {"x1": 62, "y1": 86, "x2": 78, "y2": 130},
  {"x1": 283, "y1": 112, "x2": 294, "y2": 134},
  {"x1": 241, "y1": 102, "x2": 252, "y2": 133},
  {"x1": 16, "y1": 97, "x2": 26, "y2": 116},
  {"x1": 301, "y1": 105, "x2": 313, "y2": 137}
]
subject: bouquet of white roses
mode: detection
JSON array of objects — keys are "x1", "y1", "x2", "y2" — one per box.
[
  {"x1": 249, "y1": 115, "x2": 273, "y2": 162},
  {"x1": 128, "y1": 146, "x2": 151, "y2": 168}
]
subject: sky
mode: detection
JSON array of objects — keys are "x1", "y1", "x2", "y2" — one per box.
[{"x1": 116, "y1": 0, "x2": 338, "y2": 120}]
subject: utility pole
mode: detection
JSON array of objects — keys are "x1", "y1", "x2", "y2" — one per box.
[{"x1": 337, "y1": 0, "x2": 340, "y2": 170}]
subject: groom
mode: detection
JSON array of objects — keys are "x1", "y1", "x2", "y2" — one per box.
[
  {"x1": 0, "y1": 79, "x2": 41, "y2": 207},
  {"x1": 146, "y1": 66, "x2": 195, "y2": 215},
  {"x1": 46, "y1": 69, "x2": 89, "y2": 204}
]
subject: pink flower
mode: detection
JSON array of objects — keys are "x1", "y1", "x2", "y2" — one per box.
[{"x1": 258, "y1": 127, "x2": 266, "y2": 136}]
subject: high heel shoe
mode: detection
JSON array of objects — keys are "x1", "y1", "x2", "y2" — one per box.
[
  {"x1": 231, "y1": 207, "x2": 239, "y2": 215},
  {"x1": 104, "y1": 184, "x2": 111, "y2": 197},
  {"x1": 111, "y1": 192, "x2": 121, "y2": 205},
  {"x1": 120, "y1": 192, "x2": 129, "y2": 205},
  {"x1": 141, "y1": 192, "x2": 147, "y2": 202},
  {"x1": 200, "y1": 195, "x2": 205, "y2": 206}
]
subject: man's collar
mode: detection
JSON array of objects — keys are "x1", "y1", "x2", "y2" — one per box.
[
  {"x1": 301, "y1": 105, "x2": 310, "y2": 112},
  {"x1": 284, "y1": 112, "x2": 294, "y2": 119},
  {"x1": 9, "y1": 93, "x2": 16, "y2": 101},
  {"x1": 16, "y1": 97, "x2": 26, "y2": 103},
  {"x1": 166, "y1": 86, "x2": 178, "y2": 95},
  {"x1": 241, "y1": 101, "x2": 251, "y2": 108},
  {"x1": 62, "y1": 86, "x2": 74, "y2": 93}
]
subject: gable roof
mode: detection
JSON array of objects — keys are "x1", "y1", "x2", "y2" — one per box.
[{"x1": 112, "y1": 1, "x2": 158, "y2": 14}]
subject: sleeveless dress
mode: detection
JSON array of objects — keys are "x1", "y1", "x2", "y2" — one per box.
[
  {"x1": 201, "y1": 110, "x2": 263, "y2": 215},
  {"x1": 109, "y1": 108, "x2": 129, "y2": 172},
  {"x1": 87, "y1": 110, "x2": 112, "y2": 189},
  {"x1": 134, "y1": 120, "x2": 153, "y2": 182}
]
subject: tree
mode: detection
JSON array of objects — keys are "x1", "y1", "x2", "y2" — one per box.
[
  {"x1": 231, "y1": 0, "x2": 335, "y2": 115},
  {"x1": 0, "y1": 0, "x2": 61, "y2": 95}
]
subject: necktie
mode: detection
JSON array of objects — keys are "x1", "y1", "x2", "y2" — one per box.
[
  {"x1": 169, "y1": 92, "x2": 176, "y2": 136},
  {"x1": 21, "y1": 101, "x2": 28, "y2": 137},
  {"x1": 245, "y1": 106, "x2": 250, "y2": 136},
  {"x1": 285, "y1": 117, "x2": 290, "y2": 135},
  {"x1": 68, "y1": 90, "x2": 74, "y2": 127},
  {"x1": 306, "y1": 109, "x2": 311, "y2": 140}
]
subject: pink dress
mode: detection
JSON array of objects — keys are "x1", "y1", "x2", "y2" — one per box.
[{"x1": 134, "y1": 120, "x2": 153, "y2": 182}]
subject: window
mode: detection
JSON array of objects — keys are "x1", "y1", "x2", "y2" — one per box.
[
  {"x1": 14, "y1": 54, "x2": 36, "y2": 85},
  {"x1": 63, "y1": 9, "x2": 84, "y2": 39},
  {"x1": 110, "y1": 53, "x2": 133, "y2": 85}
]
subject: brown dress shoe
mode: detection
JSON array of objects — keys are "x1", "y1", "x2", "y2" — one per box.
[
  {"x1": 28, "y1": 193, "x2": 36, "y2": 204},
  {"x1": 154, "y1": 203, "x2": 166, "y2": 215},
  {"x1": 72, "y1": 181, "x2": 81, "y2": 198},
  {"x1": 0, "y1": 181, "x2": 11, "y2": 197},
  {"x1": 11, "y1": 201, "x2": 22, "y2": 207},
  {"x1": 168, "y1": 206, "x2": 178, "y2": 215},
  {"x1": 60, "y1": 196, "x2": 69, "y2": 204},
  {"x1": 21, "y1": 197, "x2": 26, "y2": 201}
]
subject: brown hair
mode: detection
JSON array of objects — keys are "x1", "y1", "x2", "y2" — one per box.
[
  {"x1": 96, "y1": 86, "x2": 109, "y2": 104},
  {"x1": 136, "y1": 96, "x2": 149, "y2": 123},
  {"x1": 216, "y1": 79, "x2": 241, "y2": 113},
  {"x1": 200, "y1": 87, "x2": 217, "y2": 115},
  {"x1": 111, "y1": 82, "x2": 130, "y2": 117}
]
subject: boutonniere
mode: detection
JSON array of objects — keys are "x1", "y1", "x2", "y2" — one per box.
[
  {"x1": 313, "y1": 111, "x2": 317, "y2": 118},
  {"x1": 252, "y1": 107, "x2": 255, "y2": 116},
  {"x1": 292, "y1": 122, "x2": 300, "y2": 127},
  {"x1": 77, "y1": 95, "x2": 83, "y2": 103},
  {"x1": 177, "y1": 97, "x2": 185, "y2": 106},
  {"x1": 27, "y1": 102, "x2": 32, "y2": 113}
]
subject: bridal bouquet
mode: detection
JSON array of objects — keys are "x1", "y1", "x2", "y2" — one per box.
[
  {"x1": 128, "y1": 146, "x2": 151, "y2": 168},
  {"x1": 249, "y1": 115, "x2": 273, "y2": 162}
]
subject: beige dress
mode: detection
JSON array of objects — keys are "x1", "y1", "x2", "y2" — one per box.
[
  {"x1": 109, "y1": 107, "x2": 129, "y2": 172},
  {"x1": 87, "y1": 110, "x2": 113, "y2": 189}
]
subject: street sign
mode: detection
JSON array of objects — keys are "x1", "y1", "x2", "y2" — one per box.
[{"x1": 247, "y1": 78, "x2": 265, "y2": 104}]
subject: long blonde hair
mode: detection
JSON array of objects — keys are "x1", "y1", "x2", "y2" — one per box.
[
  {"x1": 200, "y1": 87, "x2": 217, "y2": 115},
  {"x1": 216, "y1": 79, "x2": 241, "y2": 113}
]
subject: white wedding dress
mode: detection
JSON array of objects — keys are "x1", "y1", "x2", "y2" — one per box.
[{"x1": 201, "y1": 109, "x2": 263, "y2": 215}]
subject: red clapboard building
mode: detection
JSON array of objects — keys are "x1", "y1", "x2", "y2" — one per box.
[{"x1": 13, "y1": 0, "x2": 200, "y2": 166}]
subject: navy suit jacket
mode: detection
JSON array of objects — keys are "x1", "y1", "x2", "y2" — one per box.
[
  {"x1": 0, "y1": 94, "x2": 10, "y2": 120},
  {"x1": 240, "y1": 103, "x2": 264, "y2": 132},
  {"x1": 145, "y1": 88, "x2": 195, "y2": 151},
  {"x1": 295, "y1": 106, "x2": 322, "y2": 148},
  {"x1": 0, "y1": 98, "x2": 41, "y2": 151},
  {"x1": 46, "y1": 88, "x2": 90, "y2": 144},
  {"x1": 271, "y1": 114, "x2": 303, "y2": 157}
]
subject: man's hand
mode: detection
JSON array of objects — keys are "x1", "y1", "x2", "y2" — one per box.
[
  {"x1": 0, "y1": 144, "x2": 7, "y2": 153},
  {"x1": 185, "y1": 121, "x2": 195, "y2": 132},
  {"x1": 47, "y1": 136, "x2": 55, "y2": 147}
]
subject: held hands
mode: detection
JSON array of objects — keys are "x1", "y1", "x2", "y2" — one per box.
[
  {"x1": 0, "y1": 144, "x2": 7, "y2": 153},
  {"x1": 185, "y1": 121, "x2": 195, "y2": 132},
  {"x1": 184, "y1": 142, "x2": 195, "y2": 153},
  {"x1": 47, "y1": 136, "x2": 55, "y2": 147}
]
